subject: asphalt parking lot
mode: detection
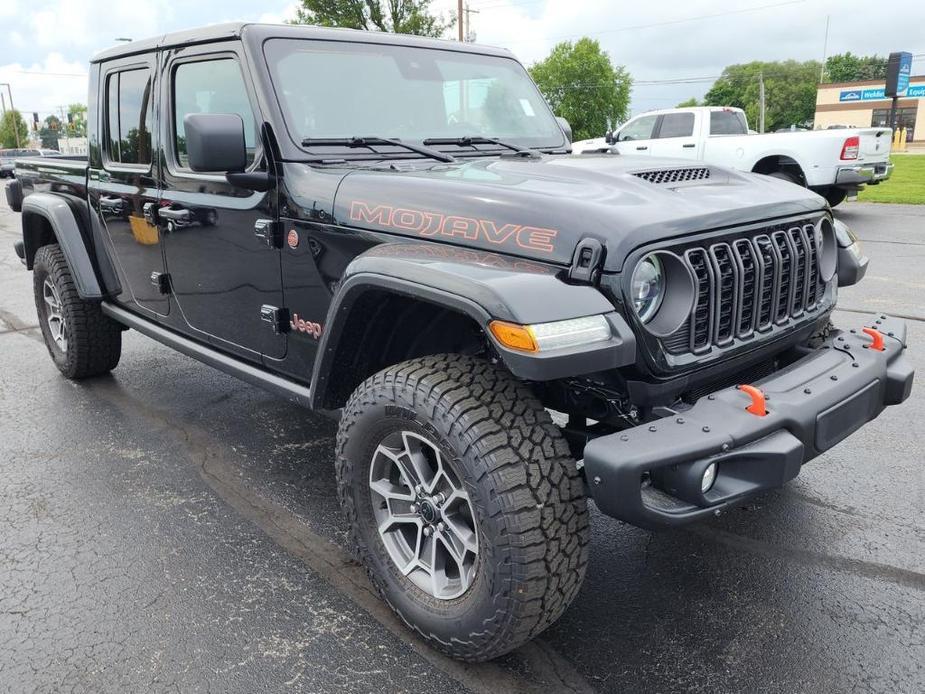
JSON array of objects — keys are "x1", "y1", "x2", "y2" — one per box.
[{"x1": 0, "y1": 195, "x2": 922, "y2": 693}]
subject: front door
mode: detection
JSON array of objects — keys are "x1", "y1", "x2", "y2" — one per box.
[
  {"x1": 158, "y1": 44, "x2": 285, "y2": 361},
  {"x1": 614, "y1": 114, "x2": 658, "y2": 157},
  {"x1": 92, "y1": 55, "x2": 168, "y2": 316}
]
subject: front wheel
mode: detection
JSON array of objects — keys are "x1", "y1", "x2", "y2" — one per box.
[{"x1": 335, "y1": 354, "x2": 590, "y2": 661}]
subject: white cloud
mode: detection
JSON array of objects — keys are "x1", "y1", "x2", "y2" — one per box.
[
  {"x1": 258, "y1": 2, "x2": 300, "y2": 24},
  {"x1": 23, "y1": 0, "x2": 173, "y2": 55},
  {"x1": 0, "y1": 0, "x2": 19, "y2": 19},
  {"x1": 437, "y1": 0, "x2": 925, "y2": 114},
  {"x1": 0, "y1": 54, "x2": 89, "y2": 119}
]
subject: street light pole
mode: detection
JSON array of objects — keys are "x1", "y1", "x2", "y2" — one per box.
[
  {"x1": 0, "y1": 83, "x2": 22, "y2": 148},
  {"x1": 457, "y1": 0, "x2": 464, "y2": 41}
]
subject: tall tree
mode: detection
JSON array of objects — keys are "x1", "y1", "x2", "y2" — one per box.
[
  {"x1": 0, "y1": 109, "x2": 29, "y2": 149},
  {"x1": 704, "y1": 60, "x2": 820, "y2": 131},
  {"x1": 39, "y1": 115, "x2": 62, "y2": 150},
  {"x1": 824, "y1": 53, "x2": 888, "y2": 83},
  {"x1": 529, "y1": 38, "x2": 632, "y2": 141},
  {"x1": 290, "y1": 0, "x2": 454, "y2": 37}
]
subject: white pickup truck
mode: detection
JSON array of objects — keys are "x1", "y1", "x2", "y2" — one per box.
[{"x1": 571, "y1": 106, "x2": 893, "y2": 207}]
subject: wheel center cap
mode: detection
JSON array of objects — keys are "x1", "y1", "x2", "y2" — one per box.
[{"x1": 418, "y1": 500, "x2": 437, "y2": 524}]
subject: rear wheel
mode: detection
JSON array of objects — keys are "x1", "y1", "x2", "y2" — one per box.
[
  {"x1": 823, "y1": 187, "x2": 848, "y2": 207},
  {"x1": 33, "y1": 244, "x2": 122, "y2": 379},
  {"x1": 768, "y1": 171, "x2": 800, "y2": 185},
  {"x1": 335, "y1": 354, "x2": 590, "y2": 661}
]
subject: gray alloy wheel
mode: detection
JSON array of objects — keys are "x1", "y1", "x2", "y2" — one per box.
[
  {"x1": 42, "y1": 277, "x2": 68, "y2": 353},
  {"x1": 369, "y1": 430, "x2": 478, "y2": 600}
]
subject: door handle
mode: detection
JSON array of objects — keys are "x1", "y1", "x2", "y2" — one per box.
[
  {"x1": 142, "y1": 202, "x2": 158, "y2": 225},
  {"x1": 636, "y1": 146, "x2": 648, "y2": 151},
  {"x1": 158, "y1": 207, "x2": 192, "y2": 222},
  {"x1": 682, "y1": 143, "x2": 695, "y2": 148}
]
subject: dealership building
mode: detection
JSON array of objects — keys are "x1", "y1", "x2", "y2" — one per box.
[{"x1": 814, "y1": 75, "x2": 925, "y2": 141}]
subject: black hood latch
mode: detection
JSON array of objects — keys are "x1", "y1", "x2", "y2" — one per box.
[{"x1": 568, "y1": 238, "x2": 604, "y2": 284}]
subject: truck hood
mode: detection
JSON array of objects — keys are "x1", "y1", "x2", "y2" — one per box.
[{"x1": 330, "y1": 154, "x2": 825, "y2": 272}]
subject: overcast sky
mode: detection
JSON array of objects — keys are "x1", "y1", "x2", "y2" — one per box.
[{"x1": 1, "y1": 0, "x2": 923, "y2": 124}]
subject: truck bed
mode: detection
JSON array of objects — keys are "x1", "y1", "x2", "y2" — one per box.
[{"x1": 13, "y1": 157, "x2": 92, "y2": 236}]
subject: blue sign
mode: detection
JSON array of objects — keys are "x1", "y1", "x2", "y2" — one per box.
[
  {"x1": 839, "y1": 84, "x2": 923, "y2": 101},
  {"x1": 897, "y1": 52, "x2": 913, "y2": 93}
]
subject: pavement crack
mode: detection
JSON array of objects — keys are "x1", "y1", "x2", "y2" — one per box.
[
  {"x1": 690, "y1": 526, "x2": 925, "y2": 591},
  {"x1": 84, "y1": 377, "x2": 593, "y2": 694}
]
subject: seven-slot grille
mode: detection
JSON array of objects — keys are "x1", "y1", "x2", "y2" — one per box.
[{"x1": 677, "y1": 222, "x2": 825, "y2": 353}]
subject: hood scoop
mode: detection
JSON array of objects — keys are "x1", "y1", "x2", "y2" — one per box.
[{"x1": 632, "y1": 167, "x2": 711, "y2": 185}]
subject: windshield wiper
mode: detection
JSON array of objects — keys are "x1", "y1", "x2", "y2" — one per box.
[
  {"x1": 422, "y1": 136, "x2": 532, "y2": 153},
  {"x1": 300, "y1": 136, "x2": 456, "y2": 163}
]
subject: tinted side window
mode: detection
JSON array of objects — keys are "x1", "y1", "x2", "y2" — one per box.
[
  {"x1": 618, "y1": 115, "x2": 658, "y2": 141},
  {"x1": 710, "y1": 110, "x2": 748, "y2": 135},
  {"x1": 658, "y1": 113, "x2": 695, "y2": 138},
  {"x1": 173, "y1": 58, "x2": 257, "y2": 169},
  {"x1": 105, "y1": 68, "x2": 154, "y2": 165}
]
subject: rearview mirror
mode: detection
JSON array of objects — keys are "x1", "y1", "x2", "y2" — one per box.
[
  {"x1": 556, "y1": 116, "x2": 572, "y2": 144},
  {"x1": 605, "y1": 130, "x2": 615, "y2": 145},
  {"x1": 184, "y1": 113, "x2": 247, "y2": 173}
]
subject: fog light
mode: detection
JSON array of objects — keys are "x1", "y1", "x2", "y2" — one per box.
[{"x1": 701, "y1": 462, "x2": 717, "y2": 493}]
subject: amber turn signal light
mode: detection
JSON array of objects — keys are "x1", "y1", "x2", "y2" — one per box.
[{"x1": 489, "y1": 320, "x2": 538, "y2": 353}]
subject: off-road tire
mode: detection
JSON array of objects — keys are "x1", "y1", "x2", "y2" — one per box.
[
  {"x1": 33, "y1": 244, "x2": 121, "y2": 379},
  {"x1": 335, "y1": 354, "x2": 590, "y2": 661}
]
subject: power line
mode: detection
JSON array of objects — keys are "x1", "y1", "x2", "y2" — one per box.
[{"x1": 502, "y1": 0, "x2": 807, "y2": 44}]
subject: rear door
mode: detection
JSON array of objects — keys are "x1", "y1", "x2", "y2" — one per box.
[
  {"x1": 648, "y1": 112, "x2": 700, "y2": 159},
  {"x1": 91, "y1": 54, "x2": 169, "y2": 315},
  {"x1": 613, "y1": 114, "x2": 658, "y2": 156},
  {"x1": 158, "y1": 42, "x2": 285, "y2": 361}
]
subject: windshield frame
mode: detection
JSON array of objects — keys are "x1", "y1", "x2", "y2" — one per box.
[{"x1": 262, "y1": 37, "x2": 567, "y2": 160}]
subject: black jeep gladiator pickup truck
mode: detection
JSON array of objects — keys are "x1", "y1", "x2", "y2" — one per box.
[{"x1": 5, "y1": 22, "x2": 914, "y2": 661}]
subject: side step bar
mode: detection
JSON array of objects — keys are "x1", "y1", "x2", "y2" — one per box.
[{"x1": 101, "y1": 302, "x2": 317, "y2": 411}]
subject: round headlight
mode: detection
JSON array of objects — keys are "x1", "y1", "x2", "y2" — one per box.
[{"x1": 631, "y1": 255, "x2": 664, "y2": 322}]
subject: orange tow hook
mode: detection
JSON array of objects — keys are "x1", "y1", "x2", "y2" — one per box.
[
  {"x1": 862, "y1": 327, "x2": 885, "y2": 352},
  {"x1": 737, "y1": 384, "x2": 767, "y2": 416}
]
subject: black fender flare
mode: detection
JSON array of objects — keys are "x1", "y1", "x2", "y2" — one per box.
[
  {"x1": 21, "y1": 193, "x2": 104, "y2": 299},
  {"x1": 308, "y1": 243, "x2": 636, "y2": 409}
]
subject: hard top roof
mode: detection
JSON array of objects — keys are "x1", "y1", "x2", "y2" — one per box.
[{"x1": 91, "y1": 22, "x2": 514, "y2": 63}]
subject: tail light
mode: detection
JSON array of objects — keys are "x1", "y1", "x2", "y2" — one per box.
[{"x1": 840, "y1": 136, "x2": 860, "y2": 160}]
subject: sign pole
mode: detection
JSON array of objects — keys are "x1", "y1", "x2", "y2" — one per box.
[{"x1": 885, "y1": 51, "x2": 912, "y2": 135}]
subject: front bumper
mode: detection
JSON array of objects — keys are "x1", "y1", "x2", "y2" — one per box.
[
  {"x1": 835, "y1": 161, "x2": 893, "y2": 189},
  {"x1": 583, "y1": 314, "x2": 913, "y2": 529}
]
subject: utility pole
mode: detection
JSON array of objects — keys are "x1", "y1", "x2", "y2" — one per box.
[
  {"x1": 457, "y1": 0, "x2": 464, "y2": 41},
  {"x1": 464, "y1": 4, "x2": 480, "y2": 42},
  {"x1": 758, "y1": 71, "x2": 766, "y2": 134},
  {"x1": 819, "y1": 15, "x2": 830, "y2": 83}
]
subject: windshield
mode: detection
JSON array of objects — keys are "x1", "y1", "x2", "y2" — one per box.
[{"x1": 264, "y1": 39, "x2": 565, "y2": 154}]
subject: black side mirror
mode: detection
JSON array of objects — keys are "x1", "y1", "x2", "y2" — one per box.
[
  {"x1": 184, "y1": 113, "x2": 247, "y2": 173},
  {"x1": 556, "y1": 116, "x2": 572, "y2": 144},
  {"x1": 605, "y1": 130, "x2": 615, "y2": 145}
]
